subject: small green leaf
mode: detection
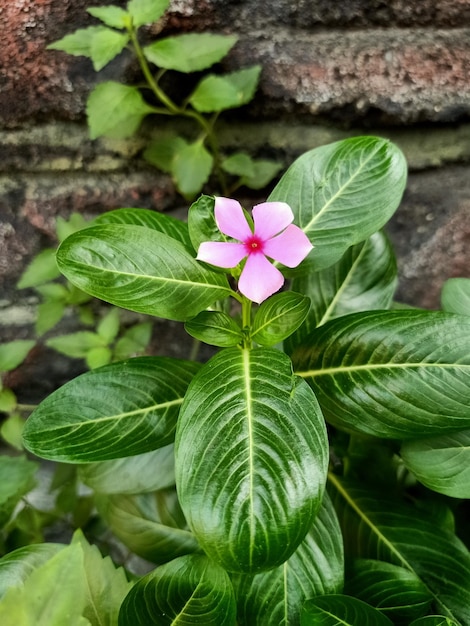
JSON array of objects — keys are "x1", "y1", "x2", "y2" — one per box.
[
  {"x1": 48, "y1": 26, "x2": 128, "y2": 71},
  {"x1": 0, "y1": 340, "x2": 35, "y2": 372},
  {"x1": 114, "y1": 322, "x2": 153, "y2": 360},
  {"x1": 0, "y1": 455, "x2": 38, "y2": 527},
  {"x1": 241, "y1": 159, "x2": 283, "y2": 190},
  {"x1": 17, "y1": 248, "x2": 60, "y2": 289},
  {"x1": 97, "y1": 308, "x2": 120, "y2": 343},
  {"x1": 143, "y1": 135, "x2": 188, "y2": 173},
  {"x1": 48, "y1": 26, "x2": 98, "y2": 56},
  {"x1": 172, "y1": 139, "x2": 214, "y2": 200},
  {"x1": 46, "y1": 331, "x2": 104, "y2": 359},
  {"x1": 221, "y1": 152, "x2": 255, "y2": 177},
  {"x1": 56, "y1": 213, "x2": 90, "y2": 243},
  {"x1": 36, "y1": 300, "x2": 66, "y2": 336},
  {"x1": 87, "y1": 5, "x2": 130, "y2": 29},
  {"x1": 0, "y1": 388, "x2": 17, "y2": 413},
  {"x1": 86, "y1": 346, "x2": 113, "y2": 369},
  {"x1": 87, "y1": 82, "x2": 154, "y2": 139},
  {"x1": 118, "y1": 554, "x2": 236, "y2": 625},
  {"x1": 441, "y1": 277, "x2": 470, "y2": 316},
  {"x1": 185, "y1": 311, "x2": 243, "y2": 347},
  {"x1": 188, "y1": 195, "x2": 221, "y2": 253},
  {"x1": 189, "y1": 65, "x2": 261, "y2": 112},
  {"x1": 301, "y1": 595, "x2": 394, "y2": 625},
  {"x1": 144, "y1": 33, "x2": 237, "y2": 72},
  {"x1": 127, "y1": 0, "x2": 169, "y2": 27},
  {"x1": 0, "y1": 413, "x2": 24, "y2": 450},
  {"x1": 251, "y1": 292, "x2": 311, "y2": 347}
]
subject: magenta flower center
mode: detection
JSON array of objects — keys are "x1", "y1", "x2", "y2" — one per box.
[{"x1": 244, "y1": 235, "x2": 264, "y2": 255}]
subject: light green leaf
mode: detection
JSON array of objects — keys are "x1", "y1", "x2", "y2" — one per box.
[
  {"x1": 144, "y1": 33, "x2": 237, "y2": 72},
  {"x1": 143, "y1": 135, "x2": 187, "y2": 173},
  {"x1": 293, "y1": 310, "x2": 470, "y2": 439},
  {"x1": 46, "y1": 331, "x2": 104, "y2": 358},
  {"x1": 17, "y1": 248, "x2": 60, "y2": 288},
  {"x1": 175, "y1": 347, "x2": 328, "y2": 573},
  {"x1": 48, "y1": 26, "x2": 128, "y2": 71},
  {"x1": 127, "y1": 0, "x2": 169, "y2": 27},
  {"x1": 301, "y1": 595, "x2": 394, "y2": 625},
  {"x1": 87, "y1": 82, "x2": 154, "y2": 139},
  {"x1": 241, "y1": 159, "x2": 284, "y2": 190},
  {"x1": 36, "y1": 300, "x2": 66, "y2": 336},
  {"x1": 86, "y1": 346, "x2": 113, "y2": 369},
  {"x1": 185, "y1": 311, "x2": 243, "y2": 347},
  {"x1": 97, "y1": 489, "x2": 199, "y2": 564},
  {"x1": 78, "y1": 443, "x2": 175, "y2": 494},
  {"x1": 172, "y1": 139, "x2": 214, "y2": 200},
  {"x1": 233, "y1": 491, "x2": 343, "y2": 625},
  {"x1": 189, "y1": 65, "x2": 261, "y2": 112},
  {"x1": 329, "y1": 475, "x2": 470, "y2": 623},
  {"x1": 114, "y1": 322, "x2": 152, "y2": 360},
  {"x1": 22, "y1": 357, "x2": 200, "y2": 462},
  {"x1": 0, "y1": 455, "x2": 38, "y2": 527},
  {"x1": 94, "y1": 206, "x2": 192, "y2": 248},
  {"x1": 56, "y1": 213, "x2": 90, "y2": 242},
  {"x1": 0, "y1": 388, "x2": 17, "y2": 413},
  {"x1": 87, "y1": 6, "x2": 130, "y2": 29},
  {"x1": 118, "y1": 554, "x2": 236, "y2": 625},
  {"x1": 0, "y1": 412, "x2": 24, "y2": 450},
  {"x1": 56, "y1": 224, "x2": 231, "y2": 321},
  {"x1": 97, "y1": 308, "x2": 120, "y2": 343},
  {"x1": 268, "y1": 136, "x2": 407, "y2": 273},
  {"x1": 221, "y1": 152, "x2": 255, "y2": 177},
  {"x1": 441, "y1": 278, "x2": 470, "y2": 316},
  {"x1": 401, "y1": 430, "x2": 470, "y2": 498},
  {"x1": 251, "y1": 291, "x2": 311, "y2": 347},
  {"x1": 286, "y1": 231, "x2": 397, "y2": 352},
  {"x1": 0, "y1": 340, "x2": 35, "y2": 372}
]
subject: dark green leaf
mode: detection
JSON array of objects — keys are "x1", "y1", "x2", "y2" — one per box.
[
  {"x1": 251, "y1": 291, "x2": 311, "y2": 347},
  {"x1": 0, "y1": 544, "x2": 64, "y2": 599},
  {"x1": 188, "y1": 195, "x2": 222, "y2": 253},
  {"x1": 185, "y1": 311, "x2": 243, "y2": 347},
  {"x1": 56, "y1": 224, "x2": 231, "y2": 321},
  {"x1": 118, "y1": 554, "x2": 236, "y2": 625},
  {"x1": 172, "y1": 139, "x2": 214, "y2": 200},
  {"x1": 268, "y1": 136, "x2": 407, "y2": 273},
  {"x1": 127, "y1": 0, "x2": 169, "y2": 27},
  {"x1": 17, "y1": 248, "x2": 60, "y2": 288},
  {"x1": 175, "y1": 347, "x2": 328, "y2": 573},
  {"x1": 189, "y1": 66, "x2": 261, "y2": 112},
  {"x1": 409, "y1": 617, "x2": 460, "y2": 625},
  {"x1": 301, "y1": 595, "x2": 394, "y2": 625},
  {"x1": 87, "y1": 6, "x2": 130, "y2": 29},
  {"x1": 441, "y1": 278, "x2": 470, "y2": 316},
  {"x1": 0, "y1": 455, "x2": 38, "y2": 527},
  {"x1": 293, "y1": 310, "x2": 470, "y2": 439},
  {"x1": 0, "y1": 340, "x2": 35, "y2": 373},
  {"x1": 144, "y1": 34, "x2": 237, "y2": 72},
  {"x1": 22, "y1": 357, "x2": 200, "y2": 462}
]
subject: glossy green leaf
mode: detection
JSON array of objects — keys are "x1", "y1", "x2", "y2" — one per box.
[
  {"x1": 345, "y1": 559, "x2": 432, "y2": 623},
  {"x1": 143, "y1": 135, "x2": 187, "y2": 173},
  {"x1": 94, "y1": 206, "x2": 192, "y2": 247},
  {"x1": 97, "y1": 489, "x2": 199, "y2": 564},
  {"x1": 409, "y1": 616, "x2": 460, "y2": 625},
  {"x1": 87, "y1": 6, "x2": 130, "y2": 29},
  {"x1": 144, "y1": 33, "x2": 237, "y2": 72},
  {"x1": 268, "y1": 136, "x2": 407, "y2": 273},
  {"x1": 78, "y1": 443, "x2": 175, "y2": 494},
  {"x1": 56, "y1": 224, "x2": 231, "y2": 321},
  {"x1": 329, "y1": 475, "x2": 470, "y2": 623},
  {"x1": 189, "y1": 66, "x2": 261, "y2": 112},
  {"x1": 172, "y1": 139, "x2": 214, "y2": 199},
  {"x1": 0, "y1": 543, "x2": 64, "y2": 599},
  {"x1": 401, "y1": 430, "x2": 470, "y2": 498},
  {"x1": 0, "y1": 455, "x2": 38, "y2": 527},
  {"x1": 118, "y1": 554, "x2": 236, "y2": 625},
  {"x1": 293, "y1": 310, "x2": 470, "y2": 439},
  {"x1": 301, "y1": 595, "x2": 394, "y2": 625},
  {"x1": 185, "y1": 311, "x2": 243, "y2": 347},
  {"x1": 188, "y1": 194, "x2": 223, "y2": 253},
  {"x1": 0, "y1": 340, "x2": 35, "y2": 372},
  {"x1": 17, "y1": 248, "x2": 60, "y2": 288},
  {"x1": 233, "y1": 491, "x2": 343, "y2": 625},
  {"x1": 22, "y1": 357, "x2": 200, "y2": 462},
  {"x1": 441, "y1": 278, "x2": 470, "y2": 316},
  {"x1": 251, "y1": 291, "x2": 311, "y2": 347},
  {"x1": 48, "y1": 26, "x2": 128, "y2": 71},
  {"x1": 175, "y1": 347, "x2": 328, "y2": 573},
  {"x1": 87, "y1": 82, "x2": 154, "y2": 139},
  {"x1": 127, "y1": 0, "x2": 169, "y2": 27},
  {"x1": 286, "y1": 231, "x2": 397, "y2": 352}
]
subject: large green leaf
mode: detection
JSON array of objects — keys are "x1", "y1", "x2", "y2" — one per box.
[
  {"x1": 441, "y1": 278, "x2": 470, "y2": 316},
  {"x1": 401, "y1": 430, "x2": 470, "y2": 498},
  {"x1": 301, "y1": 595, "x2": 394, "y2": 625},
  {"x1": 286, "y1": 231, "x2": 397, "y2": 353},
  {"x1": 22, "y1": 357, "x2": 200, "y2": 462},
  {"x1": 293, "y1": 310, "x2": 470, "y2": 439},
  {"x1": 329, "y1": 475, "x2": 470, "y2": 623},
  {"x1": 118, "y1": 554, "x2": 236, "y2": 625},
  {"x1": 232, "y1": 491, "x2": 343, "y2": 625},
  {"x1": 0, "y1": 544, "x2": 64, "y2": 599},
  {"x1": 56, "y1": 224, "x2": 231, "y2": 321},
  {"x1": 97, "y1": 489, "x2": 198, "y2": 564},
  {"x1": 175, "y1": 347, "x2": 328, "y2": 573},
  {"x1": 268, "y1": 136, "x2": 407, "y2": 273},
  {"x1": 410, "y1": 617, "x2": 460, "y2": 625}
]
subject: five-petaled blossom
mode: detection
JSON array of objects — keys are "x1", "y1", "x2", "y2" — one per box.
[{"x1": 196, "y1": 197, "x2": 313, "y2": 304}]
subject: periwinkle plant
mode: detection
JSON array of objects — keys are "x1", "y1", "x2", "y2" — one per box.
[{"x1": 19, "y1": 136, "x2": 470, "y2": 625}]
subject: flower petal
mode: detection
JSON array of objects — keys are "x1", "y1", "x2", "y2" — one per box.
[
  {"x1": 238, "y1": 253, "x2": 284, "y2": 304},
  {"x1": 263, "y1": 224, "x2": 313, "y2": 267},
  {"x1": 214, "y1": 197, "x2": 252, "y2": 241},
  {"x1": 252, "y1": 202, "x2": 293, "y2": 240},
  {"x1": 197, "y1": 241, "x2": 246, "y2": 268}
]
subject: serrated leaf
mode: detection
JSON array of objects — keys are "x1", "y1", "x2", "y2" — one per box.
[
  {"x1": 189, "y1": 65, "x2": 261, "y2": 112},
  {"x1": 221, "y1": 152, "x2": 255, "y2": 177},
  {"x1": 293, "y1": 310, "x2": 470, "y2": 439},
  {"x1": 118, "y1": 554, "x2": 236, "y2": 625},
  {"x1": 79, "y1": 443, "x2": 175, "y2": 494},
  {"x1": 329, "y1": 475, "x2": 470, "y2": 623},
  {"x1": 22, "y1": 357, "x2": 200, "y2": 462},
  {"x1": 86, "y1": 346, "x2": 113, "y2": 369},
  {"x1": 97, "y1": 489, "x2": 199, "y2": 564},
  {"x1": 185, "y1": 311, "x2": 243, "y2": 347},
  {"x1": 17, "y1": 248, "x2": 60, "y2": 288},
  {"x1": 56, "y1": 224, "x2": 231, "y2": 321},
  {"x1": 251, "y1": 291, "x2": 311, "y2": 347},
  {"x1": 46, "y1": 331, "x2": 104, "y2": 358},
  {"x1": 241, "y1": 159, "x2": 283, "y2": 190},
  {"x1": 87, "y1": 82, "x2": 154, "y2": 139},
  {"x1": 48, "y1": 26, "x2": 128, "y2": 71},
  {"x1": 441, "y1": 278, "x2": 470, "y2": 316},
  {"x1": 144, "y1": 33, "x2": 237, "y2": 72},
  {"x1": 127, "y1": 0, "x2": 169, "y2": 27},
  {"x1": 286, "y1": 231, "x2": 397, "y2": 352},
  {"x1": 233, "y1": 491, "x2": 343, "y2": 625},
  {"x1": 175, "y1": 347, "x2": 328, "y2": 573},
  {"x1": 87, "y1": 6, "x2": 130, "y2": 29},
  {"x1": 268, "y1": 136, "x2": 407, "y2": 273},
  {"x1": 143, "y1": 135, "x2": 187, "y2": 173},
  {"x1": 401, "y1": 430, "x2": 470, "y2": 498},
  {"x1": 48, "y1": 26, "x2": 99, "y2": 56},
  {"x1": 0, "y1": 340, "x2": 35, "y2": 372},
  {"x1": 301, "y1": 595, "x2": 394, "y2": 625},
  {"x1": 0, "y1": 455, "x2": 38, "y2": 527},
  {"x1": 172, "y1": 139, "x2": 214, "y2": 200}
]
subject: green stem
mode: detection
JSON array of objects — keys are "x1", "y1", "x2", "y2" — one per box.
[{"x1": 241, "y1": 296, "x2": 253, "y2": 349}]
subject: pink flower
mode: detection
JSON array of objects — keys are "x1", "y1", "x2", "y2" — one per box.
[{"x1": 196, "y1": 197, "x2": 313, "y2": 304}]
